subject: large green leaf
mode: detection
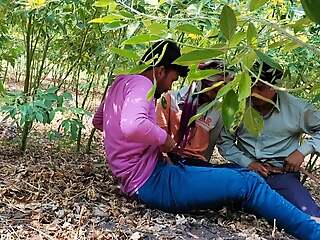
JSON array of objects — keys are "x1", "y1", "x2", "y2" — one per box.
[
  {"x1": 229, "y1": 32, "x2": 246, "y2": 48},
  {"x1": 220, "y1": 5, "x2": 237, "y2": 41},
  {"x1": 301, "y1": 0, "x2": 320, "y2": 24},
  {"x1": 243, "y1": 105, "x2": 264, "y2": 137},
  {"x1": 194, "y1": 81, "x2": 224, "y2": 95},
  {"x1": 145, "y1": 22, "x2": 167, "y2": 35},
  {"x1": 248, "y1": 0, "x2": 270, "y2": 11},
  {"x1": 176, "y1": 24, "x2": 203, "y2": 36},
  {"x1": 35, "y1": 111, "x2": 44, "y2": 123},
  {"x1": 111, "y1": 47, "x2": 140, "y2": 60},
  {"x1": 102, "y1": 21, "x2": 128, "y2": 31},
  {"x1": 242, "y1": 50, "x2": 256, "y2": 69},
  {"x1": 174, "y1": 49, "x2": 224, "y2": 66},
  {"x1": 89, "y1": 15, "x2": 125, "y2": 24},
  {"x1": 188, "y1": 69, "x2": 221, "y2": 82},
  {"x1": 93, "y1": 0, "x2": 117, "y2": 8},
  {"x1": 122, "y1": 34, "x2": 161, "y2": 45},
  {"x1": 282, "y1": 41, "x2": 301, "y2": 52},
  {"x1": 222, "y1": 90, "x2": 239, "y2": 129},
  {"x1": 216, "y1": 76, "x2": 240, "y2": 99},
  {"x1": 255, "y1": 50, "x2": 282, "y2": 70},
  {"x1": 247, "y1": 23, "x2": 258, "y2": 47},
  {"x1": 238, "y1": 72, "x2": 252, "y2": 100}
]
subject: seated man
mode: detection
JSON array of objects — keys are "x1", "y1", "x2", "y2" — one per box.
[
  {"x1": 217, "y1": 61, "x2": 320, "y2": 217},
  {"x1": 156, "y1": 60, "x2": 233, "y2": 166},
  {"x1": 93, "y1": 40, "x2": 320, "y2": 239}
]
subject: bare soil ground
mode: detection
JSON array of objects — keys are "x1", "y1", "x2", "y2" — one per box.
[{"x1": 0, "y1": 122, "x2": 319, "y2": 239}]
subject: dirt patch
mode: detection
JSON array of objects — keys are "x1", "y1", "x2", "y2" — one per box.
[{"x1": 0, "y1": 128, "x2": 310, "y2": 239}]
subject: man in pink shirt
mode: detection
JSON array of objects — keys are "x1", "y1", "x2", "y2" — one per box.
[{"x1": 93, "y1": 40, "x2": 320, "y2": 239}]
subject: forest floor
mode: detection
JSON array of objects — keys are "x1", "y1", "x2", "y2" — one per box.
[{"x1": 0, "y1": 121, "x2": 319, "y2": 240}]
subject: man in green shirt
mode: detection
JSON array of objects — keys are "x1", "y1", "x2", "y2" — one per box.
[{"x1": 218, "y1": 61, "x2": 320, "y2": 217}]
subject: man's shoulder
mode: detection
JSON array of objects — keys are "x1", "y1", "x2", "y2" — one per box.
[
  {"x1": 278, "y1": 91, "x2": 308, "y2": 108},
  {"x1": 119, "y1": 74, "x2": 151, "y2": 85}
]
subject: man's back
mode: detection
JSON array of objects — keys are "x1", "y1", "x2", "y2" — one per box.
[{"x1": 93, "y1": 74, "x2": 167, "y2": 196}]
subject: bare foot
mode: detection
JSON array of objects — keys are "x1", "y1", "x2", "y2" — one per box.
[{"x1": 311, "y1": 216, "x2": 320, "y2": 223}]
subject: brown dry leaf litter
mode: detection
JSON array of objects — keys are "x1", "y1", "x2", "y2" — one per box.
[{"x1": 1, "y1": 123, "x2": 317, "y2": 239}]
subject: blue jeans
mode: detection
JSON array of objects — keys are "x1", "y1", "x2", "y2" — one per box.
[
  {"x1": 266, "y1": 172, "x2": 320, "y2": 217},
  {"x1": 136, "y1": 161, "x2": 320, "y2": 240}
]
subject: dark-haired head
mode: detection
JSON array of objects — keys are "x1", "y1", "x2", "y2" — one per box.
[
  {"x1": 198, "y1": 59, "x2": 234, "y2": 104},
  {"x1": 251, "y1": 61, "x2": 283, "y2": 84},
  {"x1": 140, "y1": 40, "x2": 189, "y2": 98},
  {"x1": 251, "y1": 61, "x2": 283, "y2": 107},
  {"x1": 140, "y1": 40, "x2": 189, "y2": 77}
]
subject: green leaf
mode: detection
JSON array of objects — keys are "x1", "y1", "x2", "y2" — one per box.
[
  {"x1": 301, "y1": 0, "x2": 320, "y2": 24},
  {"x1": 268, "y1": 40, "x2": 287, "y2": 49},
  {"x1": 288, "y1": 17, "x2": 311, "y2": 33},
  {"x1": 47, "y1": 86, "x2": 59, "y2": 94},
  {"x1": 119, "y1": 10, "x2": 135, "y2": 19},
  {"x1": 145, "y1": 22, "x2": 167, "y2": 35},
  {"x1": 247, "y1": 23, "x2": 258, "y2": 47},
  {"x1": 176, "y1": 24, "x2": 203, "y2": 36},
  {"x1": 102, "y1": 21, "x2": 128, "y2": 31},
  {"x1": 89, "y1": 15, "x2": 125, "y2": 24},
  {"x1": 122, "y1": 34, "x2": 161, "y2": 45},
  {"x1": 174, "y1": 49, "x2": 224, "y2": 66},
  {"x1": 248, "y1": 0, "x2": 270, "y2": 11},
  {"x1": 243, "y1": 105, "x2": 264, "y2": 136},
  {"x1": 111, "y1": 47, "x2": 140, "y2": 60},
  {"x1": 70, "y1": 122, "x2": 78, "y2": 140},
  {"x1": 229, "y1": 32, "x2": 246, "y2": 47},
  {"x1": 34, "y1": 100, "x2": 47, "y2": 109},
  {"x1": 255, "y1": 50, "x2": 282, "y2": 71},
  {"x1": 44, "y1": 93, "x2": 58, "y2": 101},
  {"x1": 216, "y1": 76, "x2": 240, "y2": 99},
  {"x1": 93, "y1": 0, "x2": 116, "y2": 7},
  {"x1": 282, "y1": 41, "x2": 300, "y2": 52},
  {"x1": 62, "y1": 92, "x2": 73, "y2": 101},
  {"x1": 220, "y1": 5, "x2": 237, "y2": 41},
  {"x1": 194, "y1": 81, "x2": 225, "y2": 95},
  {"x1": 222, "y1": 90, "x2": 239, "y2": 129},
  {"x1": 49, "y1": 111, "x2": 56, "y2": 122},
  {"x1": 238, "y1": 72, "x2": 252, "y2": 100},
  {"x1": 242, "y1": 50, "x2": 256, "y2": 69},
  {"x1": 35, "y1": 111, "x2": 44, "y2": 123},
  {"x1": 147, "y1": 83, "x2": 157, "y2": 101},
  {"x1": 188, "y1": 69, "x2": 222, "y2": 82},
  {"x1": 0, "y1": 80, "x2": 5, "y2": 96},
  {"x1": 188, "y1": 100, "x2": 217, "y2": 126}
]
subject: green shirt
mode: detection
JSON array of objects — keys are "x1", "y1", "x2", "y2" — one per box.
[{"x1": 217, "y1": 91, "x2": 320, "y2": 167}]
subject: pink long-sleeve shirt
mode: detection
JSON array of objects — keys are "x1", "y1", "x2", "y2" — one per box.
[{"x1": 93, "y1": 74, "x2": 167, "y2": 196}]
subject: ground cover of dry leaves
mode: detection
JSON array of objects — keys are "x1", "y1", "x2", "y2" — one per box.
[{"x1": 1, "y1": 123, "x2": 319, "y2": 240}]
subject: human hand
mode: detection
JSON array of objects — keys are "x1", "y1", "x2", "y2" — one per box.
[
  {"x1": 248, "y1": 161, "x2": 270, "y2": 177},
  {"x1": 160, "y1": 134, "x2": 177, "y2": 153},
  {"x1": 263, "y1": 163, "x2": 283, "y2": 174},
  {"x1": 284, "y1": 150, "x2": 304, "y2": 172},
  {"x1": 162, "y1": 155, "x2": 173, "y2": 164}
]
